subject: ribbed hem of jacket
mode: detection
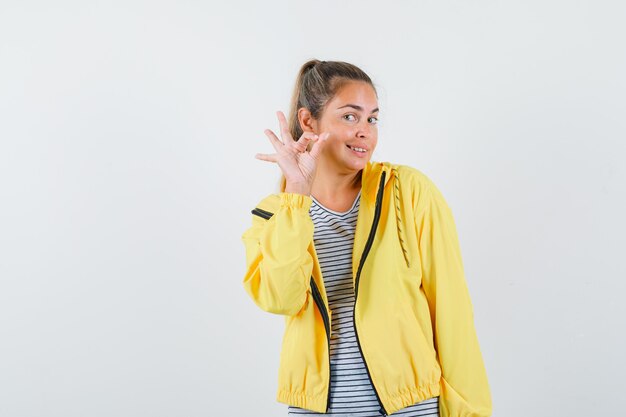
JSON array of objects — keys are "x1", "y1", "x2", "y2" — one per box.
[
  {"x1": 382, "y1": 379, "x2": 441, "y2": 415},
  {"x1": 275, "y1": 380, "x2": 441, "y2": 415},
  {"x1": 276, "y1": 389, "x2": 327, "y2": 413}
]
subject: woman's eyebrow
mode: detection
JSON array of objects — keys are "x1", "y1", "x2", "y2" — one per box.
[{"x1": 336, "y1": 104, "x2": 379, "y2": 114}]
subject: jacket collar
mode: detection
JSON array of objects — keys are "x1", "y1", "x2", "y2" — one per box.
[{"x1": 361, "y1": 160, "x2": 394, "y2": 204}]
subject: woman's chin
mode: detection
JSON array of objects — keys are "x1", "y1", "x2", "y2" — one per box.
[{"x1": 344, "y1": 158, "x2": 369, "y2": 171}]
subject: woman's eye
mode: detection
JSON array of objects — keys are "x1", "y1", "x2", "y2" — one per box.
[{"x1": 343, "y1": 114, "x2": 378, "y2": 124}]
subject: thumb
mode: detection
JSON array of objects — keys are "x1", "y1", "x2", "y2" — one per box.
[{"x1": 308, "y1": 132, "x2": 329, "y2": 159}]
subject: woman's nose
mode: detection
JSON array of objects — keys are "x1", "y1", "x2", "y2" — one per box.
[{"x1": 357, "y1": 120, "x2": 373, "y2": 138}]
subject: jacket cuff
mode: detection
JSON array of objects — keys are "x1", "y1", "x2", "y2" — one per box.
[{"x1": 279, "y1": 192, "x2": 313, "y2": 210}]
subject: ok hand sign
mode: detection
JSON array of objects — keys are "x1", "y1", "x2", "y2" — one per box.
[{"x1": 255, "y1": 111, "x2": 329, "y2": 195}]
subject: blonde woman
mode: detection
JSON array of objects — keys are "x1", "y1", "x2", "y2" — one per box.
[{"x1": 241, "y1": 59, "x2": 492, "y2": 417}]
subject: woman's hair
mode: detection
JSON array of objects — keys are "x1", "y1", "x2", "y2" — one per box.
[{"x1": 278, "y1": 59, "x2": 377, "y2": 192}]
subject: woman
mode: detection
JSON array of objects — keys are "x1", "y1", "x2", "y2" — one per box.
[{"x1": 241, "y1": 60, "x2": 492, "y2": 417}]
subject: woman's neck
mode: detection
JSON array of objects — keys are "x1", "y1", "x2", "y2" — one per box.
[{"x1": 310, "y1": 167, "x2": 362, "y2": 202}]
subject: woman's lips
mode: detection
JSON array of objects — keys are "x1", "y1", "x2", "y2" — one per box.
[{"x1": 346, "y1": 144, "x2": 368, "y2": 157}]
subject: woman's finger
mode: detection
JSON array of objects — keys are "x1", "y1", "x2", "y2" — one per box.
[
  {"x1": 308, "y1": 132, "x2": 329, "y2": 159},
  {"x1": 264, "y1": 129, "x2": 284, "y2": 152},
  {"x1": 276, "y1": 111, "x2": 293, "y2": 143},
  {"x1": 255, "y1": 152, "x2": 278, "y2": 163},
  {"x1": 292, "y1": 132, "x2": 318, "y2": 152}
]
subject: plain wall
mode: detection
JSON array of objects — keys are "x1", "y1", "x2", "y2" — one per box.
[{"x1": 0, "y1": 1, "x2": 624, "y2": 416}]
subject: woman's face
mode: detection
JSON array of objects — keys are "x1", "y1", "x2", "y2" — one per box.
[{"x1": 309, "y1": 81, "x2": 379, "y2": 173}]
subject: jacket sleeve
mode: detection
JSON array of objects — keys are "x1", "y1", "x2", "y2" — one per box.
[
  {"x1": 240, "y1": 192, "x2": 314, "y2": 316},
  {"x1": 415, "y1": 181, "x2": 493, "y2": 417}
]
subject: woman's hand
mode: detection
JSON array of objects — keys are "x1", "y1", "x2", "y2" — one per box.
[{"x1": 255, "y1": 110, "x2": 329, "y2": 195}]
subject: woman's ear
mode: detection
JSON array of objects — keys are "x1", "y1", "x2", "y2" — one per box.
[{"x1": 298, "y1": 107, "x2": 318, "y2": 134}]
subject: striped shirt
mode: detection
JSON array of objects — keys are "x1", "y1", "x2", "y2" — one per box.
[{"x1": 288, "y1": 190, "x2": 440, "y2": 417}]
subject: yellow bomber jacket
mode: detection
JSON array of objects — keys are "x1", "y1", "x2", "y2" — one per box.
[{"x1": 240, "y1": 160, "x2": 492, "y2": 416}]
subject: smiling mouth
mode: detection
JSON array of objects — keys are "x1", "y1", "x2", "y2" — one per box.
[{"x1": 346, "y1": 145, "x2": 367, "y2": 153}]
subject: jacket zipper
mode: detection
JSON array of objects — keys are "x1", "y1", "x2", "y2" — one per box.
[
  {"x1": 310, "y1": 278, "x2": 332, "y2": 413},
  {"x1": 353, "y1": 170, "x2": 388, "y2": 416},
  {"x1": 251, "y1": 205, "x2": 333, "y2": 412}
]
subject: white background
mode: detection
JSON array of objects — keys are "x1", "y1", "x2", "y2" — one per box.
[{"x1": 1, "y1": 1, "x2": 624, "y2": 416}]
